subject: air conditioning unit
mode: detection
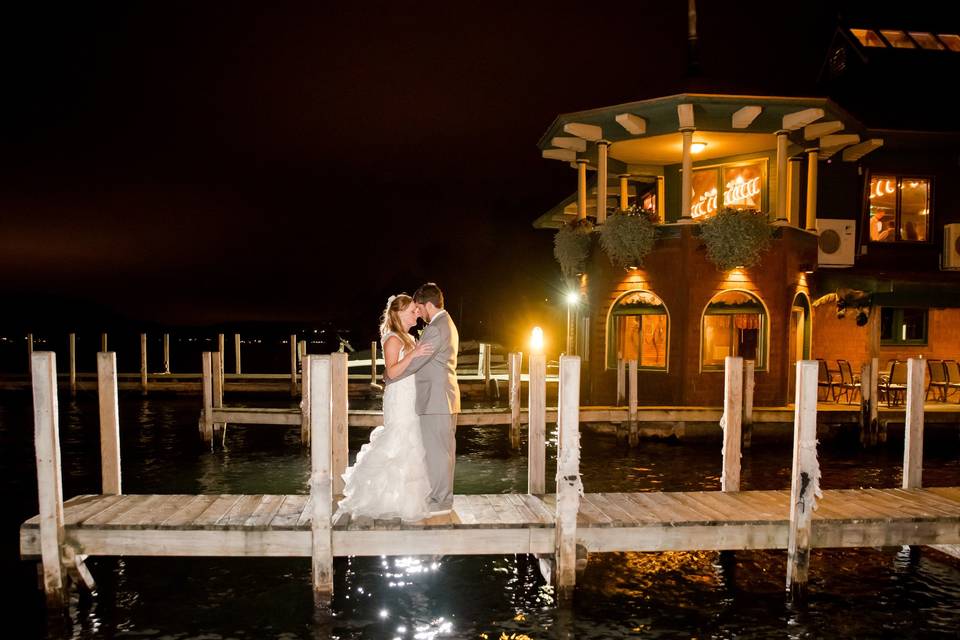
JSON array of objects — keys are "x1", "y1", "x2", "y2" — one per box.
[
  {"x1": 816, "y1": 218, "x2": 856, "y2": 267},
  {"x1": 943, "y1": 223, "x2": 960, "y2": 270}
]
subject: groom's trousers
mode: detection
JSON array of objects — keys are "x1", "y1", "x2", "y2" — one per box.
[{"x1": 420, "y1": 413, "x2": 457, "y2": 509}]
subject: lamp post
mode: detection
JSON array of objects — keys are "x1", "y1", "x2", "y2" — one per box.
[{"x1": 565, "y1": 291, "x2": 580, "y2": 355}]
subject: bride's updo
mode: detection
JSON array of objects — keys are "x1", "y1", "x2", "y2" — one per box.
[{"x1": 379, "y1": 294, "x2": 416, "y2": 351}]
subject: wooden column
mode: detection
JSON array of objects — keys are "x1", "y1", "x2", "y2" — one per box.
[
  {"x1": 555, "y1": 355, "x2": 581, "y2": 605},
  {"x1": 68, "y1": 333, "x2": 77, "y2": 397},
  {"x1": 805, "y1": 148, "x2": 819, "y2": 230},
  {"x1": 31, "y1": 351, "x2": 66, "y2": 609},
  {"x1": 97, "y1": 352, "x2": 122, "y2": 494},
  {"x1": 308, "y1": 355, "x2": 334, "y2": 603},
  {"x1": 787, "y1": 360, "x2": 820, "y2": 600},
  {"x1": 508, "y1": 352, "x2": 522, "y2": 450},
  {"x1": 619, "y1": 175, "x2": 630, "y2": 210},
  {"x1": 100, "y1": 332, "x2": 108, "y2": 352},
  {"x1": 527, "y1": 353, "x2": 546, "y2": 495},
  {"x1": 330, "y1": 352, "x2": 349, "y2": 496},
  {"x1": 616, "y1": 357, "x2": 625, "y2": 406},
  {"x1": 212, "y1": 350, "x2": 224, "y2": 442},
  {"x1": 370, "y1": 340, "x2": 378, "y2": 386},
  {"x1": 775, "y1": 130, "x2": 789, "y2": 221},
  {"x1": 140, "y1": 333, "x2": 148, "y2": 396},
  {"x1": 627, "y1": 360, "x2": 638, "y2": 447},
  {"x1": 679, "y1": 128, "x2": 694, "y2": 221},
  {"x1": 290, "y1": 334, "x2": 299, "y2": 396},
  {"x1": 234, "y1": 333, "x2": 242, "y2": 375},
  {"x1": 656, "y1": 176, "x2": 665, "y2": 223},
  {"x1": 722, "y1": 357, "x2": 743, "y2": 491},
  {"x1": 788, "y1": 157, "x2": 803, "y2": 227},
  {"x1": 163, "y1": 333, "x2": 171, "y2": 374},
  {"x1": 742, "y1": 360, "x2": 755, "y2": 449},
  {"x1": 576, "y1": 159, "x2": 588, "y2": 221},
  {"x1": 596, "y1": 141, "x2": 609, "y2": 224},
  {"x1": 201, "y1": 352, "x2": 214, "y2": 443},
  {"x1": 902, "y1": 358, "x2": 925, "y2": 489}
]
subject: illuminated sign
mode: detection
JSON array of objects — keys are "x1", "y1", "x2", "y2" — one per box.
[{"x1": 689, "y1": 162, "x2": 765, "y2": 218}]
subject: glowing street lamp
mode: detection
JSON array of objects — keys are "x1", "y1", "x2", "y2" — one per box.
[{"x1": 530, "y1": 326, "x2": 544, "y2": 354}]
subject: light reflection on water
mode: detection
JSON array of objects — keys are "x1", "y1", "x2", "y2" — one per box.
[{"x1": 1, "y1": 392, "x2": 959, "y2": 639}]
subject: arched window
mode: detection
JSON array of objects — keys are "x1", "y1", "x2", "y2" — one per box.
[
  {"x1": 701, "y1": 290, "x2": 768, "y2": 370},
  {"x1": 606, "y1": 290, "x2": 669, "y2": 370}
]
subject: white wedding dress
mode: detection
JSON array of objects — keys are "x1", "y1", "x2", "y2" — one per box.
[{"x1": 337, "y1": 332, "x2": 432, "y2": 521}]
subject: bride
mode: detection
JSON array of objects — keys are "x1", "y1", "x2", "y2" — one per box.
[{"x1": 337, "y1": 294, "x2": 435, "y2": 521}]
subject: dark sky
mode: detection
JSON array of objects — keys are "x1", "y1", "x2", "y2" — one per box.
[{"x1": 0, "y1": 1, "x2": 909, "y2": 341}]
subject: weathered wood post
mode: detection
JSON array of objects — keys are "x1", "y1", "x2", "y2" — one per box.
[
  {"x1": 27, "y1": 333, "x2": 34, "y2": 373},
  {"x1": 859, "y1": 361, "x2": 878, "y2": 446},
  {"x1": 162, "y1": 333, "x2": 171, "y2": 374},
  {"x1": 299, "y1": 340, "x2": 307, "y2": 364},
  {"x1": 97, "y1": 352, "x2": 122, "y2": 495},
  {"x1": 369, "y1": 340, "x2": 378, "y2": 386},
  {"x1": 308, "y1": 355, "x2": 334, "y2": 604},
  {"x1": 234, "y1": 333, "x2": 242, "y2": 375},
  {"x1": 627, "y1": 359, "x2": 639, "y2": 447},
  {"x1": 290, "y1": 334, "x2": 299, "y2": 396},
  {"x1": 787, "y1": 360, "x2": 820, "y2": 601},
  {"x1": 330, "y1": 352, "x2": 349, "y2": 495},
  {"x1": 100, "y1": 332, "x2": 108, "y2": 352},
  {"x1": 300, "y1": 351, "x2": 311, "y2": 446},
  {"x1": 902, "y1": 357, "x2": 925, "y2": 489},
  {"x1": 212, "y1": 349, "x2": 224, "y2": 441},
  {"x1": 555, "y1": 355, "x2": 582, "y2": 605},
  {"x1": 31, "y1": 351, "x2": 66, "y2": 609},
  {"x1": 742, "y1": 360, "x2": 755, "y2": 449},
  {"x1": 866, "y1": 310, "x2": 881, "y2": 445},
  {"x1": 508, "y1": 352, "x2": 522, "y2": 450},
  {"x1": 722, "y1": 356, "x2": 743, "y2": 492},
  {"x1": 528, "y1": 352, "x2": 546, "y2": 495},
  {"x1": 616, "y1": 356, "x2": 625, "y2": 406},
  {"x1": 200, "y1": 352, "x2": 214, "y2": 443},
  {"x1": 478, "y1": 342, "x2": 487, "y2": 376},
  {"x1": 139, "y1": 333, "x2": 148, "y2": 396},
  {"x1": 68, "y1": 333, "x2": 77, "y2": 397}
]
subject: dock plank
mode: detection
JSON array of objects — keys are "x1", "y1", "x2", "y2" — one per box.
[
  {"x1": 162, "y1": 495, "x2": 219, "y2": 527},
  {"x1": 270, "y1": 495, "x2": 309, "y2": 529}
]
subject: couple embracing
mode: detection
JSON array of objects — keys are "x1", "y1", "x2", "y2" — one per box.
[{"x1": 338, "y1": 283, "x2": 461, "y2": 521}]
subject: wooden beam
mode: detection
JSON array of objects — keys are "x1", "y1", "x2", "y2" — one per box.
[
  {"x1": 818, "y1": 134, "x2": 861, "y2": 159},
  {"x1": 677, "y1": 103, "x2": 695, "y2": 129},
  {"x1": 842, "y1": 139, "x2": 884, "y2": 162},
  {"x1": 551, "y1": 136, "x2": 587, "y2": 152},
  {"x1": 542, "y1": 148, "x2": 577, "y2": 162},
  {"x1": 732, "y1": 105, "x2": 762, "y2": 129},
  {"x1": 563, "y1": 122, "x2": 603, "y2": 141},
  {"x1": 97, "y1": 352, "x2": 122, "y2": 495},
  {"x1": 782, "y1": 108, "x2": 824, "y2": 131},
  {"x1": 308, "y1": 355, "x2": 333, "y2": 604},
  {"x1": 803, "y1": 120, "x2": 843, "y2": 140},
  {"x1": 615, "y1": 113, "x2": 646, "y2": 135}
]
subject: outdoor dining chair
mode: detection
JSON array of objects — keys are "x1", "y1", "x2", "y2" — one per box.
[
  {"x1": 882, "y1": 360, "x2": 908, "y2": 407},
  {"x1": 817, "y1": 359, "x2": 836, "y2": 402},
  {"x1": 944, "y1": 359, "x2": 960, "y2": 403},
  {"x1": 926, "y1": 359, "x2": 948, "y2": 402},
  {"x1": 835, "y1": 359, "x2": 861, "y2": 404}
]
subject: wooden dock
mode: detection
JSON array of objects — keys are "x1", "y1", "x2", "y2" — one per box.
[{"x1": 20, "y1": 352, "x2": 960, "y2": 610}]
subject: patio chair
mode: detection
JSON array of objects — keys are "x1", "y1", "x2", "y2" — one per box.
[
  {"x1": 817, "y1": 359, "x2": 836, "y2": 402},
  {"x1": 944, "y1": 360, "x2": 960, "y2": 403},
  {"x1": 883, "y1": 360, "x2": 907, "y2": 407},
  {"x1": 926, "y1": 359, "x2": 948, "y2": 402},
  {"x1": 835, "y1": 359, "x2": 861, "y2": 404}
]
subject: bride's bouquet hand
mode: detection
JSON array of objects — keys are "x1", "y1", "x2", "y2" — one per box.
[{"x1": 413, "y1": 342, "x2": 435, "y2": 358}]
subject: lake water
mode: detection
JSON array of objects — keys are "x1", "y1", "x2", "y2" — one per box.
[{"x1": 3, "y1": 391, "x2": 959, "y2": 638}]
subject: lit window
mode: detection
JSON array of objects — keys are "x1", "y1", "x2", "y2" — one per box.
[
  {"x1": 909, "y1": 32, "x2": 944, "y2": 50},
  {"x1": 937, "y1": 34, "x2": 960, "y2": 51},
  {"x1": 880, "y1": 308, "x2": 927, "y2": 345},
  {"x1": 850, "y1": 28, "x2": 887, "y2": 47},
  {"x1": 880, "y1": 30, "x2": 916, "y2": 48},
  {"x1": 607, "y1": 291, "x2": 668, "y2": 370},
  {"x1": 690, "y1": 169, "x2": 719, "y2": 219},
  {"x1": 722, "y1": 163, "x2": 764, "y2": 211},
  {"x1": 866, "y1": 174, "x2": 930, "y2": 243},
  {"x1": 701, "y1": 290, "x2": 767, "y2": 370}
]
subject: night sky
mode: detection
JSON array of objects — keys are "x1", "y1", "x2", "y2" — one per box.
[{"x1": 0, "y1": 2, "x2": 902, "y2": 344}]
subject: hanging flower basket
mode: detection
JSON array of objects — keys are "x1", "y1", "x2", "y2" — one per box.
[
  {"x1": 553, "y1": 218, "x2": 594, "y2": 277},
  {"x1": 598, "y1": 206, "x2": 657, "y2": 269},
  {"x1": 699, "y1": 208, "x2": 773, "y2": 271}
]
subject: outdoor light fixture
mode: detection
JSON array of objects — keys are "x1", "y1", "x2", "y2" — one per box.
[
  {"x1": 530, "y1": 326, "x2": 544, "y2": 353},
  {"x1": 691, "y1": 141, "x2": 707, "y2": 154},
  {"x1": 565, "y1": 291, "x2": 580, "y2": 305}
]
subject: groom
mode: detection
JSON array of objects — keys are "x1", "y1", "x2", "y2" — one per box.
[{"x1": 385, "y1": 282, "x2": 460, "y2": 516}]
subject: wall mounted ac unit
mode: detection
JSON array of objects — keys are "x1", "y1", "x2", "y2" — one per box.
[
  {"x1": 816, "y1": 218, "x2": 856, "y2": 267},
  {"x1": 943, "y1": 223, "x2": 960, "y2": 270}
]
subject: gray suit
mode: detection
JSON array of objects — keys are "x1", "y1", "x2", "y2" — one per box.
[{"x1": 390, "y1": 310, "x2": 460, "y2": 509}]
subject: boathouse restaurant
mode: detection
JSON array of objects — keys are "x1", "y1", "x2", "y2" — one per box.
[{"x1": 535, "y1": 93, "x2": 960, "y2": 407}]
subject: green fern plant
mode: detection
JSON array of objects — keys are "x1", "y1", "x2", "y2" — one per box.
[
  {"x1": 598, "y1": 207, "x2": 657, "y2": 269},
  {"x1": 700, "y1": 208, "x2": 773, "y2": 271}
]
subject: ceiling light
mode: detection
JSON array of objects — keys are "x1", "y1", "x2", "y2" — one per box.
[{"x1": 690, "y1": 142, "x2": 707, "y2": 154}]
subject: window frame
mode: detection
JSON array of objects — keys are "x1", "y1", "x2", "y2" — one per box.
[
  {"x1": 605, "y1": 289, "x2": 670, "y2": 372},
  {"x1": 879, "y1": 307, "x2": 929, "y2": 346},
  {"x1": 689, "y1": 158, "x2": 769, "y2": 219},
  {"x1": 700, "y1": 289, "x2": 769, "y2": 372},
  {"x1": 863, "y1": 171, "x2": 934, "y2": 244}
]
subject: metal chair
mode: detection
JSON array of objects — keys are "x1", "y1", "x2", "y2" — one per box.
[
  {"x1": 835, "y1": 359, "x2": 861, "y2": 404},
  {"x1": 817, "y1": 359, "x2": 836, "y2": 402},
  {"x1": 944, "y1": 360, "x2": 960, "y2": 403},
  {"x1": 926, "y1": 359, "x2": 948, "y2": 402},
  {"x1": 883, "y1": 360, "x2": 908, "y2": 407}
]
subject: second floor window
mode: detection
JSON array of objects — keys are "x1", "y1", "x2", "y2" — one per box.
[{"x1": 866, "y1": 175, "x2": 931, "y2": 243}]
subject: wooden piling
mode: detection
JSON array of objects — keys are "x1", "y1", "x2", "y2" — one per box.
[
  {"x1": 163, "y1": 333, "x2": 171, "y2": 374},
  {"x1": 742, "y1": 360, "x2": 755, "y2": 449},
  {"x1": 787, "y1": 360, "x2": 820, "y2": 600},
  {"x1": 31, "y1": 351, "x2": 66, "y2": 609},
  {"x1": 903, "y1": 358, "x2": 925, "y2": 489},
  {"x1": 100, "y1": 332, "x2": 108, "y2": 352},
  {"x1": 528, "y1": 353, "x2": 546, "y2": 495},
  {"x1": 330, "y1": 352, "x2": 349, "y2": 495},
  {"x1": 508, "y1": 352, "x2": 522, "y2": 450},
  {"x1": 300, "y1": 351, "x2": 311, "y2": 446},
  {"x1": 140, "y1": 333, "x2": 148, "y2": 396},
  {"x1": 555, "y1": 355, "x2": 582, "y2": 605},
  {"x1": 478, "y1": 342, "x2": 487, "y2": 377},
  {"x1": 616, "y1": 357, "x2": 625, "y2": 406},
  {"x1": 68, "y1": 333, "x2": 77, "y2": 397},
  {"x1": 370, "y1": 340, "x2": 378, "y2": 386},
  {"x1": 234, "y1": 333, "x2": 242, "y2": 375},
  {"x1": 722, "y1": 356, "x2": 743, "y2": 492},
  {"x1": 97, "y1": 352, "x2": 122, "y2": 494},
  {"x1": 27, "y1": 333, "x2": 34, "y2": 373},
  {"x1": 212, "y1": 350, "x2": 224, "y2": 440},
  {"x1": 307, "y1": 355, "x2": 334, "y2": 603},
  {"x1": 201, "y1": 352, "x2": 214, "y2": 443},
  {"x1": 290, "y1": 334, "x2": 298, "y2": 396},
  {"x1": 627, "y1": 360, "x2": 638, "y2": 447}
]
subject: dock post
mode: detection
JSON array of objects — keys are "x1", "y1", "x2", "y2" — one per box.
[
  {"x1": 68, "y1": 333, "x2": 77, "y2": 397},
  {"x1": 528, "y1": 352, "x2": 546, "y2": 495},
  {"x1": 212, "y1": 349, "x2": 224, "y2": 442},
  {"x1": 478, "y1": 342, "x2": 486, "y2": 376},
  {"x1": 301, "y1": 352, "x2": 311, "y2": 446},
  {"x1": 234, "y1": 333, "x2": 242, "y2": 375},
  {"x1": 330, "y1": 353, "x2": 349, "y2": 495},
  {"x1": 555, "y1": 355, "x2": 582, "y2": 605},
  {"x1": 201, "y1": 353, "x2": 214, "y2": 444},
  {"x1": 97, "y1": 352, "x2": 122, "y2": 494},
  {"x1": 902, "y1": 358, "x2": 925, "y2": 489},
  {"x1": 616, "y1": 357, "x2": 625, "y2": 406},
  {"x1": 787, "y1": 360, "x2": 820, "y2": 601},
  {"x1": 100, "y1": 332, "x2": 108, "y2": 352},
  {"x1": 859, "y1": 361, "x2": 879, "y2": 447},
  {"x1": 27, "y1": 333, "x2": 34, "y2": 373},
  {"x1": 289, "y1": 334, "x2": 298, "y2": 396},
  {"x1": 31, "y1": 351, "x2": 67, "y2": 609},
  {"x1": 742, "y1": 360, "x2": 755, "y2": 449},
  {"x1": 508, "y1": 352, "x2": 522, "y2": 450},
  {"x1": 369, "y1": 340, "x2": 378, "y2": 386},
  {"x1": 722, "y1": 356, "x2": 743, "y2": 492},
  {"x1": 163, "y1": 333, "x2": 171, "y2": 374},
  {"x1": 307, "y1": 355, "x2": 334, "y2": 604},
  {"x1": 140, "y1": 333, "x2": 148, "y2": 396},
  {"x1": 627, "y1": 359, "x2": 638, "y2": 447}
]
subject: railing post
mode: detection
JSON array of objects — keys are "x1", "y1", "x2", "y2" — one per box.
[
  {"x1": 31, "y1": 351, "x2": 66, "y2": 609},
  {"x1": 290, "y1": 334, "x2": 299, "y2": 396},
  {"x1": 308, "y1": 355, "x2": 333, "y2": 604},
  {"x1": 234, "y1": 333, "x2": 242, "y2": 375},
  {"x1": 100, "y1": 332, "x2": 108, "y2": 352},
  {"x1": 301, "y1": 352, "x2": 311, "y2": 446},
  {"x1": 903, "y1": 358, "x2": 925, "y2": 489},
  {"x1": 528, "y1": 353, "x2": 546, "y2": 495},
  {"x1": 787, "y1": 360, "x2": 821, "y2": 601},
  {"x1": 508, "y1": 352, "x2": 522, "y2": 450},
  {"x1": 722, "y1": 356, "x2": 743, "y2": 492},
  {"x1": 140, "y1": 333, "x2": 148, "y2": 396},
  {"x1": 201, "y1": 352, "x2": 214, "y2": 443},
  {"x1": 478, "y1": 342, "x2": 487, "y2": 376},
  {"x1": 163, "y1": 333, "x2": 171, "y2": 374},
  {"x1": 68, "y1": 333, "x2": 77, "y2": 397},
  {"x1": 627, "y1": 359, "x2": 638, "y2": 447},
  {"x1": 27, "y1": 333, "x2": 34, "y2": 374},
  {"x1": 616, "y1": 357, "x2": 625, "y2": 406},
  {"x1": 370, "y1": 340, "x2": 378, "y2": 386},
  {"x1": 212, "y1": 349, "x2": 224, "y2": 441},
  {"x1": 555, "y1": 355, "x2": 582, "y2": 605},
  {"x1": 330, "y1": 352, "x2": 349, "y2": 496},
  {"x1": 742, "y1": 360, "x2": 755, "y2": 449},
  {"x1": 97, "y1": 352, "x2": 122, "y2": 495}
]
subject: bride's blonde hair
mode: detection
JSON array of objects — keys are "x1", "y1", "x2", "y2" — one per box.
[{"x1": 379, "y1": 294, "x2": 416, "y2": 351}]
